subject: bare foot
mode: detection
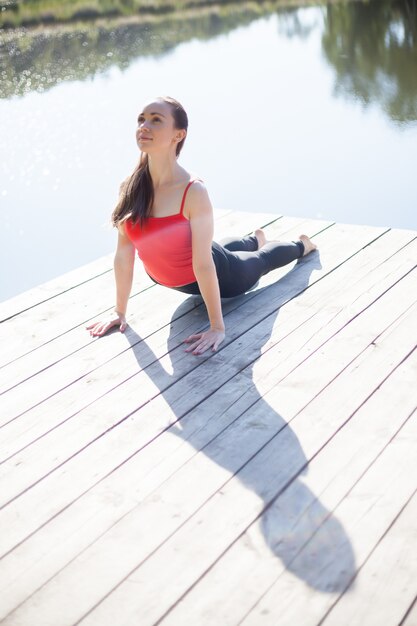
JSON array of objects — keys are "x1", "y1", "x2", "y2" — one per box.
[
  {"x1": 299, "y1": 234, "x2": 317, "y2": 256},
  {"x1": 254, "y1": 228, "x2": 267, "y2": 249}
]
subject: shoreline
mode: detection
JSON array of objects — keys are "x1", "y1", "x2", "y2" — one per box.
[{"x1": 0, "y1": 0, "x2": 363, "y2": 33}]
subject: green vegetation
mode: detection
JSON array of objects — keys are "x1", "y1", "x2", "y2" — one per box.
[
  {"x1": 322, "y1": 0, "x2": 417, "y2": 123},
  {"x1": 1, "y1": 0, "x2": 416, "y2": 124},
  {"x1": 1, "y1": 0, "x2": 293, "y2": 28},
  {"x1": 0, "y1": 1, "x2": 315, "y2": 99}
]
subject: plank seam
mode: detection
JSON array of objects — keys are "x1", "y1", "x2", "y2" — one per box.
[
  {"x1": 2, "y1": 270, "x2": 415, "y2": 520},
  {"x1": 2, "y1": 329, "x2": 415, "y2": 620},
  {"x1": 234, "y1": 403, "x2": 417, "y2": 625},
  {"x1": 0, "y1": 267, "x2": 113, "y2": 324},
  {"x1": 399, "y1": 594, "x2": 417, "y2": 626},
  {"x1": 0, "y1": 223, "x2": 337, "y2": 428},
  {"x1": 1, "y1": 227, "x2": 415, "y2": 621},
  {"x1": 1, "y1": 240, "x2": 415, "y2": 509},
  {"x1": 317, "y1": 485, "x2": 417, "y2": 626},
  {"x1": 0, "y1": 282, "x2": 158, "y2": 370},
  {"x1": 0, "y1": 217, "x2": 328, "y2": 368},
  {"x1": 158, "y1": 405, "x2": 417, "y2": 626},
  {"x1": 0, "y1": 300, "x2": 201, "y2": 427},
  {"x1": 0, "y1": 288, "x2": 379, "y2": 557},
  {"x1": 2, "y1": 223, "x2": 408, "y2": 397},
  {"x1": 11, "y1": 336, "x2": 417, "y2": 613},
  {"x1": 0, "y1": 220, "x2": 379, "y2": 407},
  {"x1": 74, "y1": 356, "x2": 417, "y2": 626},
  {"x1": 0, "y1": 216, "x2": 283, "y2": 324},
  {"x1": 0, "y1": 218, "x2": 290, "y2": 368}
]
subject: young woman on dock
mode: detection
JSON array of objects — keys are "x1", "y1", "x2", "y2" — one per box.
[{"x1": 87, "y1": 96, "x2": 317, "y2": 354}]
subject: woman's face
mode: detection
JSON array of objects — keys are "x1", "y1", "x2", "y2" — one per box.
[{"x1": 136, "y1": 100, "x2": 185, "y2": 154}]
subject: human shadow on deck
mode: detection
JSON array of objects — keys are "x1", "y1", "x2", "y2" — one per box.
[{"x1": 126, "y1": 253, "x2": 356, "y2": 593}]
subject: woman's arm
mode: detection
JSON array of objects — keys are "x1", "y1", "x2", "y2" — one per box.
[
  {"x1": 183, "y1": 181, "x2": 225, "y2": 355},
  {"x1": 86, "y1": 223, "x2": 135, "y2": 337},
  {"x1": 114, "y1": 223, "x2": 135, "y2": 316}
]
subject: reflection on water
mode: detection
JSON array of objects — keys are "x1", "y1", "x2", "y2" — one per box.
[
  {"x1": 1, "y1": 0, "x2": 416, "y2": 125},
  {"x1": 323, "y1": 0, "x2": 417, "y2": 124},
  {"x1": 0, "y1": 0, "x2": 416, "y2": 301},
  {"x1": 0, "y1": 5, "x2": 282, "y2": 98}
]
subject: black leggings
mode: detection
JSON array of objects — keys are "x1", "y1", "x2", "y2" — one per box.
[{"x1": 171, "y1": 235, "x2": 305, "y2": 298}]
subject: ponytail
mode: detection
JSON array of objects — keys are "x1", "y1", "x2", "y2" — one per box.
[{"x1": 111, "y1": 152, "x2": 154, "y2": 227}]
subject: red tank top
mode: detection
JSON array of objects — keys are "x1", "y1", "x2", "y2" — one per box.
[{"x1": 124, "y1": 178, "x2": 199, "y2": 287}]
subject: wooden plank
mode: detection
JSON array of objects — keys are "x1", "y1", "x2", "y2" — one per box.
[
  {"x1": 156, "y1": 360, "x2": 417, "y2": 626},
  {"x1": 0, "y1": 215, "x2": 320, "y2": 400},
  {"x1": 212, "y1": 209, "x2": 279, "y2": 238},
  {"x1": 72, "y1": 314, "x2": 414, "y2": 626},
  {"x1": 0, "y1": 217, "x2": 412, "y2": 616},
  {"x1": 0, "y1": 209, "x2": 232, "y2": 323},
  {"x1": 0, "y1": 222, "x2": 396, "y2": 532},
  {"x1": 0, "y1": 210, "x2": 281, "y2": 366},
  {"x1": 0, "y1": 252, "x2": 114, "y2": 323},
  {"x1": 0, "y1": 272, "x2": 186, "y2": 396},
  {"x1": 239, "y1": 414, "x2": 417, "y2": 626},
  {"x1": 1, "y1": 279, "x2": 415, "y2": 623},
  {"x1": 0, "y1": 212, "x2": 316, "y2": 398},
  {"x1": 0, "y1": 226, "x2": 410, "y2": 538},
  {"x1": 0, "y1": 282, "x2": 196, "y2": 419},
  {"x1": 0, "y1": 222, "x2": 382, "y2": 495},
  {"x1": 0, "y1": 223, "x2": 409, "y2": 473},
  {"x1": 0, "y1": 216, "x2": 330, "y2": 444},
  {"x1": 321, "y1": 490, "x2": 417, "y2": 626},
  {"x1": 0, "y1": 212, "x2": 312, "y2": 393},
  {"x1": 0, "y1": 216, "x2": 331, "y2": 435},
  {"x1": 2, "y1": 223, "x2": 406, "y2": 588},
  {"x1": 7, "y1": 295, "x2": 416, "y2": 626},
  {"x1": 400, "y1": 597, "x2": 417, "y2": 626},
  {"x1": 0, "y1": 266, "x2": 152, "y2": 367}
]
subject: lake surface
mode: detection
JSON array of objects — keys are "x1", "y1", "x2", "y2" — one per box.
[{"x1": 1, "y1": 0, "x2": 416, "y2": 301}]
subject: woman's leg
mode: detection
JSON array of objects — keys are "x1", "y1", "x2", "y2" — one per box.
[
  {"x1": 211, "y1": 238, "x2": 305, "y2": 298},
  {"x1": 171, "y1": 234, "x2": 315, "y2": 299},
  {"x1": 219, "y1": 234, "x2": 259, "y2": 252},
  {"x1": 170, "y1": 235, "x2": 262, "y2": 296}
]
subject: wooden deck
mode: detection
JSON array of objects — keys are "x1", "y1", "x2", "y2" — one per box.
[{"x1": 0, "y1": 211, "x2": 416, "y2": 626}]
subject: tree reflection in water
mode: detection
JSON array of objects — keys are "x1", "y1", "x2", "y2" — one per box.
[
  {"x1": 0, "y1": 0, "x2": 416, "y2": 125},
  {"x1": 322, "y1": 0, "x2": 417, "y2": 124}
]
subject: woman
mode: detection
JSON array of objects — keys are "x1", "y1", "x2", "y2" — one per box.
[{"x1": 87, "y1": 96, "x2": 317, "y2": 354}]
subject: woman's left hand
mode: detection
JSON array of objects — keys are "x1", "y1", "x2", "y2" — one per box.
[{"x1": 184, "y1": 328, "x2": 225, "y2": 355}]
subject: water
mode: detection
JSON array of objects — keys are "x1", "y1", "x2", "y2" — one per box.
[{"x1": 1, "y1": 0, "x2": 416, "y2": 301}]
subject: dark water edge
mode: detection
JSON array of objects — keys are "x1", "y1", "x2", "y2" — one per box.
[
  {"x1": 0, "y1": 2, "x2": 312, "y2": 98},
  {"x1": 1, "y1": 0, "x2": 416, "y2": 125},
  {"x1": 0, "y1": 0, "x2": 357, "y2": 29}
]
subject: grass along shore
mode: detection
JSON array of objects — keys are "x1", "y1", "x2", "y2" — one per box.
[
  {"x1": 0, "y1": 0, "x2": 357, "y2": 30},
  {"x1": 1, "y1": 0, "x2": 314, "y2": 99}
]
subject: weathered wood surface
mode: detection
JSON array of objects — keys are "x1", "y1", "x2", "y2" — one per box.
[
  {"x1": 0, "y1": 212, "x2": 416, "y2": 626},
  {"x1": 401, "y1": 598, "x2": 417, "y2": 626}
]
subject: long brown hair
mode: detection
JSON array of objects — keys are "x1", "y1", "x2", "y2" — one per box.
[{"x1": 111, "y1": 96, "x2": 188, "y2": 227}]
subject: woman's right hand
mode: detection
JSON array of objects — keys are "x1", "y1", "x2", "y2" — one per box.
[{"x1": 86, "y1": 311, "x2": 127, "y2": 337}]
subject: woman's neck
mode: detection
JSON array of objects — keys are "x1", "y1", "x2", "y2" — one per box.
[{"x1": 147, "y1": 153, "x2": 184, "y2": 188}]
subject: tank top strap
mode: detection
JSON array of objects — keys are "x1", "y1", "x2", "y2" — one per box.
[{"x1": 179, "y1": 177, "x2": 202, "y2": 215}]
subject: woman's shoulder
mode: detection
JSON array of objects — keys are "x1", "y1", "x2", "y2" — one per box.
[
  {"x1": 187, "y1": 176, "x2": 210, "y2": 202},
  {"x1": 187, "y1": 174, "x2": 208, "y2": 196},
  {"x1": 184, "y1": 176, "x2": 212, "y2": 220}
]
